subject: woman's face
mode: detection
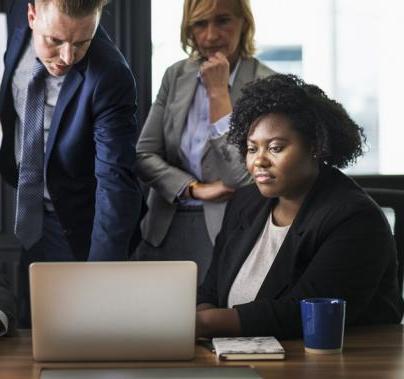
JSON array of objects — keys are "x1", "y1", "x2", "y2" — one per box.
[
  {"x1": 190, "y1": 0, "x2": 244, "y2": 67},
  {"x1": 246, "y1": 113, "x2": 319, "y2": 200}
]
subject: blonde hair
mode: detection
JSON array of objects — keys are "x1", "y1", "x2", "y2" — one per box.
[{"x1": 181, "y1": 0, "x2": 255, "y2": 59}]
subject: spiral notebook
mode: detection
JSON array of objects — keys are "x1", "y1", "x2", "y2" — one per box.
[{"x1": 212, "y1": 336, "x2": 285, "y2": 361}]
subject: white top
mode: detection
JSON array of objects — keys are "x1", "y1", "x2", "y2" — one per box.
[{"x1": 227, "y1": 212, "x2": 290, "y2": 308}]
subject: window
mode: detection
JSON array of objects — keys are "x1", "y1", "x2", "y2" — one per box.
[
  {"x1": 151, "y1": 0, "x2": 404, "y2": 174},
  {"x1": 151, "y1": 1, "x2": 186, "y2": 100}
]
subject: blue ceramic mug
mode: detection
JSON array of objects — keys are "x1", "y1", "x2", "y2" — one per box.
[{"x1": 300, "y1": 298, "x2": 346, "y2": 354}]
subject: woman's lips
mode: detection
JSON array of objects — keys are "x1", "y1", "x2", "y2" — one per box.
[
  {"x1": 204, "y1": 46, "x2": 224, "y2": 54},
  {"x1": 255, "y1": 172, "x2": 275, "y2": 184}
]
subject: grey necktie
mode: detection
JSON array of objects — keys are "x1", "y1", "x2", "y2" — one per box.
[{"x1": 14, "y1": 59, "x2": 47, "y2": 250}]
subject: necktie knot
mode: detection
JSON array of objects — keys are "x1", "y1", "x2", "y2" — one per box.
[{"x1": 32, "y1": 59, "x2": 47, "y2": 81}]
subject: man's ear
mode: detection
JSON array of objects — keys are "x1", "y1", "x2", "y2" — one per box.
[{"x1": 27, "y1": 2, "x2": 37, "y2": 29}]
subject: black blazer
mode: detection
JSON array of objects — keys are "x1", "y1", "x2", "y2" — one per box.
[{"x1": 198, "y1": 166, "x2": 404, "y2": 339}]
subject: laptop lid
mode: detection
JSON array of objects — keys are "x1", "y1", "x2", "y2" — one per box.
[{"x1": 30, "y1": 261, "x2": 197, "y2": 362}]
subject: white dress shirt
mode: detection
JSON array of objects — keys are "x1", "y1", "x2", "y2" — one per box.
[
  {"x1": 12, "y1": 37, "x2": 65, "y2": 206},
  {"x1": 178, "y1": 60, "x2": 240, "y2": 205}
]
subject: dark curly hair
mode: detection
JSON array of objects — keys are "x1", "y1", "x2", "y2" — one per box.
[{"x1": 228, "y1": 74, "x2": 365, "y2": 168}]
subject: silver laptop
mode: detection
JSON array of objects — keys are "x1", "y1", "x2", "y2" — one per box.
[{"x1": 30, "y1": 261, "x2": 197, "y2": 362}]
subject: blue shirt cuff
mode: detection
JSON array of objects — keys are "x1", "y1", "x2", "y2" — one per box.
[
  {"x1": 0, "y1": 310, "x2": 8, "y2": 336},
  {"x1": 176, "y1": 179, "x2": 193, "y2": 200},
  {"x1": 210, "y1": 114, "x2": 231, "y2": 139}
]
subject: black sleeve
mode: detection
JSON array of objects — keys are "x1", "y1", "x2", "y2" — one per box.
[
  {"x1": 197, "y1": 192, "x2": 242, "y2": 306},
  {"x1": 235, "y1": 208, "x2": 402, "y2": 339}
]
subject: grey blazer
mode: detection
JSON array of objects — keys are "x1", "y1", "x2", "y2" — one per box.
[{"x1": 136, "y1": 57, "x2": 274, "y2": 246}]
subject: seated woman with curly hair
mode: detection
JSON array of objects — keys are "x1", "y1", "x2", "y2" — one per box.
[{"x1": 196, "y1": 74, "x2": 404, "y2": 339}]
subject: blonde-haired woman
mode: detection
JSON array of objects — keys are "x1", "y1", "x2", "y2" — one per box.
[{"x1": 135, "y1": 0, "x2": 274, "y2": 283}]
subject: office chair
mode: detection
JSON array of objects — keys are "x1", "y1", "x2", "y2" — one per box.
[{"x1": 365, "y1": 188, "x2": 404, "y2": 294}]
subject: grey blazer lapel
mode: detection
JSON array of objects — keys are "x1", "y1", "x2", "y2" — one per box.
[
  {"x1": 230, "y1": 58, "x2": 257, "y2": 104},
  {"x1": 170, "y1": 61, "x2": 199, "y2": 152}
]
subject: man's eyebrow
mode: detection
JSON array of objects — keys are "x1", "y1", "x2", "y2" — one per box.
[
  {"x1": 74, "y1": 38, "x2": 92, "y2": 44},
  {"x1": 44, "y1": 35, "x2": 92, "y2": 44}
]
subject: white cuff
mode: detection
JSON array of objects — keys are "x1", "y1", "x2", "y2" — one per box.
[
  {"x1": 210, "y1": 114, "x2": 231, "y2": 139},
  {"x1": 176, "y1": 179, "x2": 194, "y2": 200},
  {"x1": 0, "y1": 310, "x2": 8, "y2": 336}
]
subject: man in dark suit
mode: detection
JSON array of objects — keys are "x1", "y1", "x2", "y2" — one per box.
[{"x1": 0, "y1": 0, "x2": 143, "y2": 326}]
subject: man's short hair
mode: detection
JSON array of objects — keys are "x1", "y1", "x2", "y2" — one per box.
[{"x1": 35, "y1": 0, "x2": 109, "y2": 17}]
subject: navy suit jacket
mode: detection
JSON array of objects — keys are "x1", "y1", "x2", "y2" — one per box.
[
  {"x1": 0, "y1": 0, "x2": 143, "y2": 260},
  {"x1": 198, "y1": 166, "x2": 404, "y2": 339}
]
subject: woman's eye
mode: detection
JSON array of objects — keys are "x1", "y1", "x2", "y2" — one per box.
[
  {"x1": 216, "y1": 17, "x2": 231, "y2": 26},
  {"x1": 246, "y1": 146, "x2": 256, "y2": 154},
  {"x1": 192, "y1": 20, "x2": 207, "y2": 29},
  {"x1": 269, "y1": 145, "x2": 283, "y2": 153}
]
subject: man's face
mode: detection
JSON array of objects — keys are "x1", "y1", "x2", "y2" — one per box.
[{"x1": 27, "y1": 1, "x2": 100, "y2": 77}]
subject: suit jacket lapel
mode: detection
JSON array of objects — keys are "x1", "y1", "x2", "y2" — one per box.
[
  {"x1": 0, "y1": 26, "x2": 30, "y2": 185},
  {"x1": 256, "y1": 225, "x2": 304, "y2": 300},
  {"x1": 219, "y1": 190, "x2": 308, "y2": 305},
  {"x1": 170, "y1": 61, "x2": 199, "y2": 154},
  {"x1": 45, "y1": 68, "x2": 83, "y2": 166},
  {"x1": 0, "y1": 26, "x2": 29, "y2": 116},
  {"x1": 230, "y1": 58, "x2": 255, "y2": 104},
  {"x1": 256, "y1": 169, "x2": 332, "y2": 299},
  {"x1": 220, "y1": 194, "x2": 273, "y2": 305}
]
